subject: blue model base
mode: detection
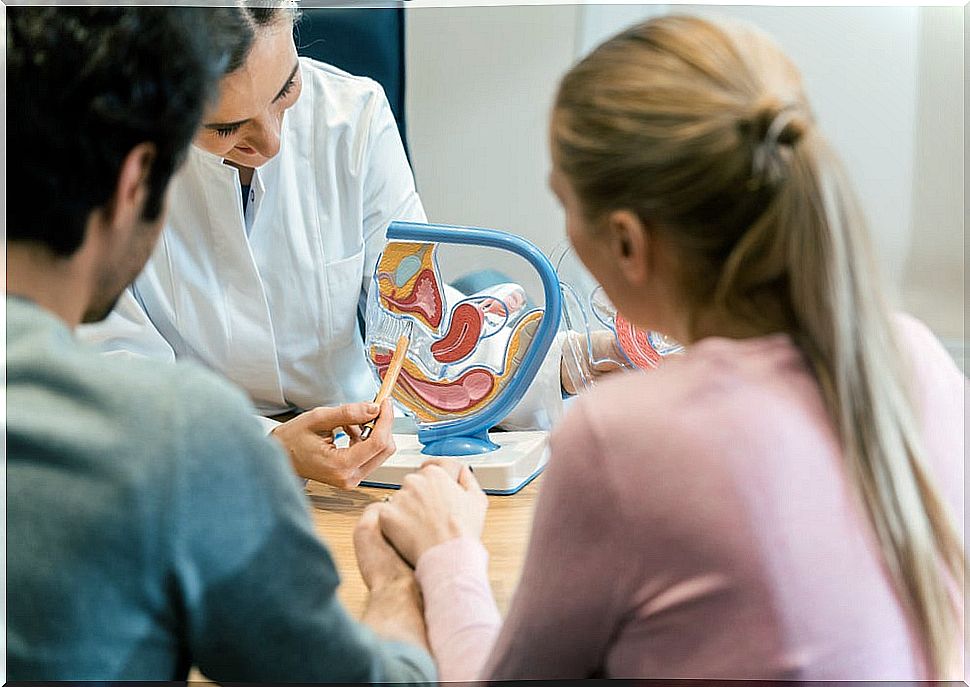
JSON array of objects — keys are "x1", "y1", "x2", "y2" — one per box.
[{"x1": 420, "y1": 432, "x2": 499, "y2": 456}]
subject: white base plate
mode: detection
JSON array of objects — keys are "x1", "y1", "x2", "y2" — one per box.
[{"x1": 361, "y1": 431, "x2": 549, "y2": 495}]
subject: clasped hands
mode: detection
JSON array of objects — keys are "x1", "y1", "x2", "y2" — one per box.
[
  {"x1": 353, "y1": 457, "x2": 488, "y2": 592},
  {"x1": 269, "y1": 398, "x2": 487, "y2": 589}
]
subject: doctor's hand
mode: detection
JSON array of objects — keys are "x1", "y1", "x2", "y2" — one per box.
[
  {"x1": 378, "y1": 458, "x2": 488, "y2": 567},
  {"x1": 561, "y1": 330, "x2": 627, "y2": 396},
  {"x1": 270, "y1": 400, "x2": 397, "y2": 489}
]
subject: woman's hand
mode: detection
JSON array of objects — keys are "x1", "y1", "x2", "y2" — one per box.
[
  {"x1": 561, "y1": 329, "x2": 627, "y2": 395},
  {"x1": 378, "y1": 458, "x2": 488, "y2": 567},
  {"x1": 270, "y1": 400, "x2": 396, "y2": 489},
  {"x1": 354, "y1": 503, "x2": 430, "y2": 651},
  {"x1": 353, "y1": 502, "x2": 413, "y2": 591}
]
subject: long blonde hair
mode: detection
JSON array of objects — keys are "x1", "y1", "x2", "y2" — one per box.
[{"x1": 553, "y1": 15, "x2": 963, "y2": 676}]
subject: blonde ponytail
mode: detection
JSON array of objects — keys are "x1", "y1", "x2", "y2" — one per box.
[
  {"x1": 728, "y1": 111, "x2": 964, "y2": 676},
  {"x1": 787, "y1": 133, "x2": 962, "y2": 676},
  {"x1": 554, "y1": 15, "x2": 964, "y2": 676}
]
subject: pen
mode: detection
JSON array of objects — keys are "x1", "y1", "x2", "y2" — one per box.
[{"x1": 361, "y1": 332, "x2": 410, "y2": 439}]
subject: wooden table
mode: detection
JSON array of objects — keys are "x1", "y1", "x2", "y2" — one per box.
[{"x1": 305, "y1": 477, "x2": 541, "y2": 617}]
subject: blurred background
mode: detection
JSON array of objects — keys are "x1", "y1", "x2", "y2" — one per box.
[{"x1": 400, "y1": 4, "x2": 964, "y2": 370}]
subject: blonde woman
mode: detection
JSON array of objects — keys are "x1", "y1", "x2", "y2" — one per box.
[{"x1": 353, "y1": 15, "x2": 966, "y2": 680}]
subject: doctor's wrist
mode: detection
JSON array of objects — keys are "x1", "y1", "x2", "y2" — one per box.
[{"x1": 269, "y1": 419, "x2": 315, "y2": 481}]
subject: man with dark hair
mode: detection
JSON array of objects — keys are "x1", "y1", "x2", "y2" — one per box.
[{"x1": 6, "y1": 8, "x2": 434, "y2": 681}]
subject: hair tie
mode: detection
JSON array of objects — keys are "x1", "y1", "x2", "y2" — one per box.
[{"x1": 749, "y1": 107, "x2": 803, "y2": 189}]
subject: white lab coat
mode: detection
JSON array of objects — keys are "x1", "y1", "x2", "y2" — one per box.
[{"x1": 81, "y1": 58, "x2": 564, "y2": 432}]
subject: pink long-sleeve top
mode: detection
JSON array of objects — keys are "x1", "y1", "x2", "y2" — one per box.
[{"x1": 414, "y1": 314, "x2": 965, "y2": 680}]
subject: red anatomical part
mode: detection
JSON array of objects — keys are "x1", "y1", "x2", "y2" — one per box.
[{"x1": 431, "y1": 302, "x2": 484, "y2": 363}]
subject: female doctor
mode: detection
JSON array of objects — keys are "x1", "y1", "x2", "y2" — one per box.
[{"x1": 81, "y1": 5, "x2": 579, "y2": 488}]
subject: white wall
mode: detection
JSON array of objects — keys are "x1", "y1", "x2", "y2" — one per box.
[
  {"x1": 578, "y1": 4, "x2": 964, "y2": 359},
  {"x1": 901, "y1": 5, "x2": 965, "y2": 346},
  {"x1": 405, "y1": 5, "x2": 580, "y2": 297},
  {"x1": 580, "y1": 5, "x2": 921, "y2": 291},
  {"x1": 405, "y1": 5, "x2": 964, "y2": 357}
]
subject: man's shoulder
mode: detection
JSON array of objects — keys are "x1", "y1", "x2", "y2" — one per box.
[
  {"x1": 88, "y1": 339, "x2": 248, "y2": 412},
  {"x1": 7, "y1": 307, "x2": 280, "y2": 520},
  {"x1": 10, "y1": 321, "x2": 261, "y2": 462},
  {"x1": 109, "y1": 354, "x2": 264, "y2": 452}
]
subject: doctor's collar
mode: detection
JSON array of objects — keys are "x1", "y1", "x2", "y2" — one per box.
[
  {"x1": 189, "y1": 143, "x2": 229, "y2": 167},
  {"x1": 187, "y1": 143, "x2": 278, "y2": 185}
]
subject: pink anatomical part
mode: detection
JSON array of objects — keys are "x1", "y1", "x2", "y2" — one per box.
[
  {"x1": 479, "y1": 284, "x2": 525, "y2": 317},
  {"x1": 615, "y1": 313, "x2": 662, "y2": 369},
  {"x1": 373, "y1": 351, "x2": 496, "y2": 413},
  {"x1": 431, "y1": 302, "x2": 484, "y2": 363},
  {"x1": 402, "y1": 368, "x2": 495, "y2": 412},
  {"x1": 382, "y1": 269, "x2": 443, "y2": 329}
]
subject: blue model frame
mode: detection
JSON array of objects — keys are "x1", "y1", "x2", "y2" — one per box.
[{"x1": 384, "y1": 221, "x2": 563, "y2": 456}]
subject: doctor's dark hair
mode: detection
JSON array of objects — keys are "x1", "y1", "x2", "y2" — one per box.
[
  {"x1": 7, "y1": 7, "x2": 253, "y2": 256},
  {"x1": 226, "y1": 1, "x2": 301, "y2": 73},
  {"x1": 553, "y1": 15, "x2": 963, "y2": 677}
]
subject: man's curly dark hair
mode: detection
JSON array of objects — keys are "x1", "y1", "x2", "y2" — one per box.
[{"x1": 7, "y1": 7, "x2": 254, "y2": 256}]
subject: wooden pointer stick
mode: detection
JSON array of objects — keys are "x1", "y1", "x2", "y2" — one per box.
[{"x1": 360, "y1": 332, "x2": 410, "y2": 439}]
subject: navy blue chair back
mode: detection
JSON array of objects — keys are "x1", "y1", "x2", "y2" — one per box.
[{"x1": 295, "y1": 8, "x2": 409, "y2": 158}]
